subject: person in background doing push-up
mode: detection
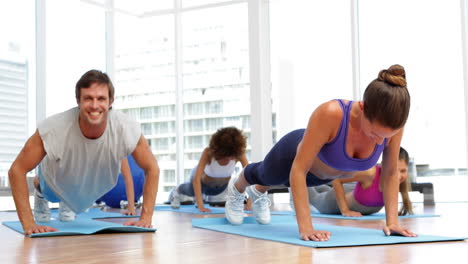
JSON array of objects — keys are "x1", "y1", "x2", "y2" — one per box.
[
  {"x1": 170, "y1": 127, "x2": 248, "y2": 213},
  {"x1": 295, "y1": 147, "x2": 413, "y2": 217}
]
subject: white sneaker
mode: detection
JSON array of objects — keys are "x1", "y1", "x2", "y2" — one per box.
[
  {"x1": 246, "y1": 185, "x2": 271, "y2": 224},
  {"x1": 171, "y1": 188, "x2": 181, "y2": 209},
  {"x1": 34, "y1": 190, "x2": 51, "y2": 222},
  {"x1": 58, "y1": 202, "x2": 75, "y2": 222},
  {"x1": 225, "y1": 182, "x2": 246, "y2": 225}
]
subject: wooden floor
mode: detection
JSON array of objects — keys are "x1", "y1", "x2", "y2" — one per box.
[{"x1": 1, "y1": 202, "x2": 468, "y2": 264}]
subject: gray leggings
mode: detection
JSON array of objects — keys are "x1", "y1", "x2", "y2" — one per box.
[
  {"x1": 177, "y1": 166, "x2": 228, "y2": 197},
  {"x1": 307, "y1": 184, "x2": 383, "y2": 215}
]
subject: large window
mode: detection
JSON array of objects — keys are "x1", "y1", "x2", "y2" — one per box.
[
  {"x1": 113, "y1": 10, "x2": 176, "y2": 202},
  {"x1": 270, "y1": 0, "x2": 468, "y2": 202},
  {"x1": 359, "y1": 0, "x2": 467, "y2": 201},
  {"x1": 46, "y1": 0, "x2": 106, "y2": 116},
  {"x1": 0, "y1": 0, "x2": 35, "y2": 191},
  {"x1": 14, "y1": 0, "x2": 466, "y2": 206},
  {"x1": 112, "y1": 2, "x2": 252, "y2": 201},
  {"x1": 181, "y1": 3, "x2": 250, "y2": 179},
  {"x1": 270, "y1": 0, "x2": 353, "y2": 138}
]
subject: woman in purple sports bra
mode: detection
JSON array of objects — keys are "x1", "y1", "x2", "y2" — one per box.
[
  {"x1": 303, "y1": 147, "x2": 413, "y2": 217},
  {"x1": 225, "y1": 64, "x2": 417, "y2": 241}
]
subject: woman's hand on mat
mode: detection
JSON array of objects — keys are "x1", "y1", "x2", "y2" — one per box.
[
  {"x1": 123, "y1": 209, "x2": 138, "y2": 216},
  {"x1": 383, "y1": 224, "x2": 417, "y2": 237},
  {"x1": 124, "y1": 219, "x2": 153, "y2": 228},
  {"x1": 244, "y1": 198, "x2": 253, "y2": 211},
  {"x1": 300, "y1": 229, "x2": 331, "y2": 241},
  {"x1": 24, "y1": 223, "x2": 58, "y2": 235},
  {"x1": 342, "y1": 210, "x2": 362, "y2": 217},
  {"x1": 198, "y1": 207, "x2": 212, "y2": 213}
]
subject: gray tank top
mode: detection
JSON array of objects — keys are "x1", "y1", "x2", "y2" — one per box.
[{"x1": 38, "y1": 107, "x2": 141, "y2": 213}]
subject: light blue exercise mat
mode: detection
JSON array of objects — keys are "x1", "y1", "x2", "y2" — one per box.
[
  {"x1": 2, "y1": 219, "x2": 156, "y2": 238},
  {"x1": 50, "y1": 208, "x2": 140, "y2": 220},
  {"x1": 192, "y1": 216, "x2": 464, "y2": 248},
  {"x1": 310, "y1": 212, "x2": 440, "y2": 220},
  {"x1": 270, "y1": 210, "x2": 440, "y2": 220},
  {"x1": 155, "y1": 204, "x2": 226, "y2": 214}
]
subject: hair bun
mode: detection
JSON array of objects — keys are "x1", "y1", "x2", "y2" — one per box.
[{"x1": 378, "y1": 64, "x2": 407, "y2": 87}]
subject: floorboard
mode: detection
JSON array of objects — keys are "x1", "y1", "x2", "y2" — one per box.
[{"x1": 0, "y1": 202, "x2": 467, "y2": 264}]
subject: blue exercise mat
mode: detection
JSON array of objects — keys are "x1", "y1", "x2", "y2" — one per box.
[
  {"x1": 310, "y1": 212, "x2": 440, "y2": 220},
  {"x1": 192, "y1": 216, "x2": 465, "y2": 248},
  {"x1": 50, "y1": 208, "x2": 140, "y2": 220},
  {"x1": 155, "y1": 205, "x2": 226, "y2": 214},
  {"x1": 2, "y1": 219, "x2": 156, "y2": 238},
  {"x1": 270, "y1": 210, "x2": 440, "y2": 219}
]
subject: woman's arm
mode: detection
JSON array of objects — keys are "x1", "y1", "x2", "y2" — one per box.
[
  {"x1": 290, "y1": 101, "x2": 341, "y2": 241},
  {"x1": 239, "y1": 154, "x2": 249, "y2": 168},
  {"x1": 238, "y1": 154, "x2": 251, "y2": 210},
  {"x1": 332, "y1": 169, "x2": 374, "y2": 217},
  {"x1": 381, "y1": 129, "x2": 416, "y2": 237},
  {"x1": 193, "y1": 148, "x2": 210, "y2": 212}
]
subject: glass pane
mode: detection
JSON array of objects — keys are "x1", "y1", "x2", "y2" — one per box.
[
  {"x1": 359, "y1": 0, "x2": 467, "y2": 201},
  {"x1": 181, "y1": 3, "x2": 250, "y2": 172},
  {"x1": 115, "y1": 0, "x2": 173, "y2": 15},
  {"x1": 113, "y1": 12, "x2": 176, "y2": 202},
  {"x1": 46, "y1": 0, "x2": 106, "y2": 116},
  {"x1": 270, "y1": 0, "x2": 353, "y2": 138},
  {"x1": 182, "y1": 0, "x2": 234, "y2": 9},
  {"x1": 88, "y1": 0, "x2": 107, "y2": 5},
  {"x1": 0, "y1": 0, "x2": 35, "y2": 188}
]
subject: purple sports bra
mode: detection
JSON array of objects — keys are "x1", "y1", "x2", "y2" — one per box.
[
  {"x1": 317, "y1": 99, "x2": 387, "y2": 172},
  {"x1": 353, "y1": 166, "x2": 384, "y2": 207}
]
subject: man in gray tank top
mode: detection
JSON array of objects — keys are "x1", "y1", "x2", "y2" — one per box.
[{"x1": 8, "y1": 70, "x2": 160, "y2": 236}]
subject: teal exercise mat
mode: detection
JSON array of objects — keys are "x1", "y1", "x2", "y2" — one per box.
[
  {"x1": 51, "y1": 208, "x2": 140, "y2": 219},
  {"x1": 155, "y1": 204, "x2": 226, "y2": 214},
  {"x1": 192, "y1": 216, "x2": 464, "y2": 248},
  {"x1": 2, "y1": 219, "x2": 156, "y2": 238},
  {"x1": 270, "y1": 210, "x2": 440, "y2": 219}
]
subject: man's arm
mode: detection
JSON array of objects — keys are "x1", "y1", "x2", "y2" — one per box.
[
  {"x1": 120, "y1": 157, "x2": 136, "y2": 215},
  {"x1": 8, "y1": 130, "x2": 57, "y2": 235},
  {"x1": 124, "y1": 135, "x2": 159, "y2": 227}
]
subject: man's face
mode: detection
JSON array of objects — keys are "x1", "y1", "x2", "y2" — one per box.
[{"x1": 77, "y1": 82, "x2": 112, "y2": 128}]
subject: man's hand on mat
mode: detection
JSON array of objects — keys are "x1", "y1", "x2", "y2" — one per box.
[
  {"x1": 383, "y1": 224, "x2": 417, "y2": 237},
  {"x1": 24, "y1": 224, "x2": 58, "y2": 235},
  {"x1": 300, "y1": 229, "x2": 331, "y2": 241},
  {"x1": 342, "y1": 210, "x2": 362, "y2": 217},
  {"x1": 123, "y1": 219, "x2": 153, "y2": 228},
  {"x1": 198, "y1": 207, "x2": 212, "y2": 213}
]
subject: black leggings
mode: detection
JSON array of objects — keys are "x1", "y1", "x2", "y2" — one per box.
[{"x1": 244, "y1": 129, "x2": 331, "y2": 187}]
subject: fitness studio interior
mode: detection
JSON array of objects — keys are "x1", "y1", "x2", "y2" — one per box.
[{"x1": 1, "y1": 0, "x2": 468, "y2": 263}]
